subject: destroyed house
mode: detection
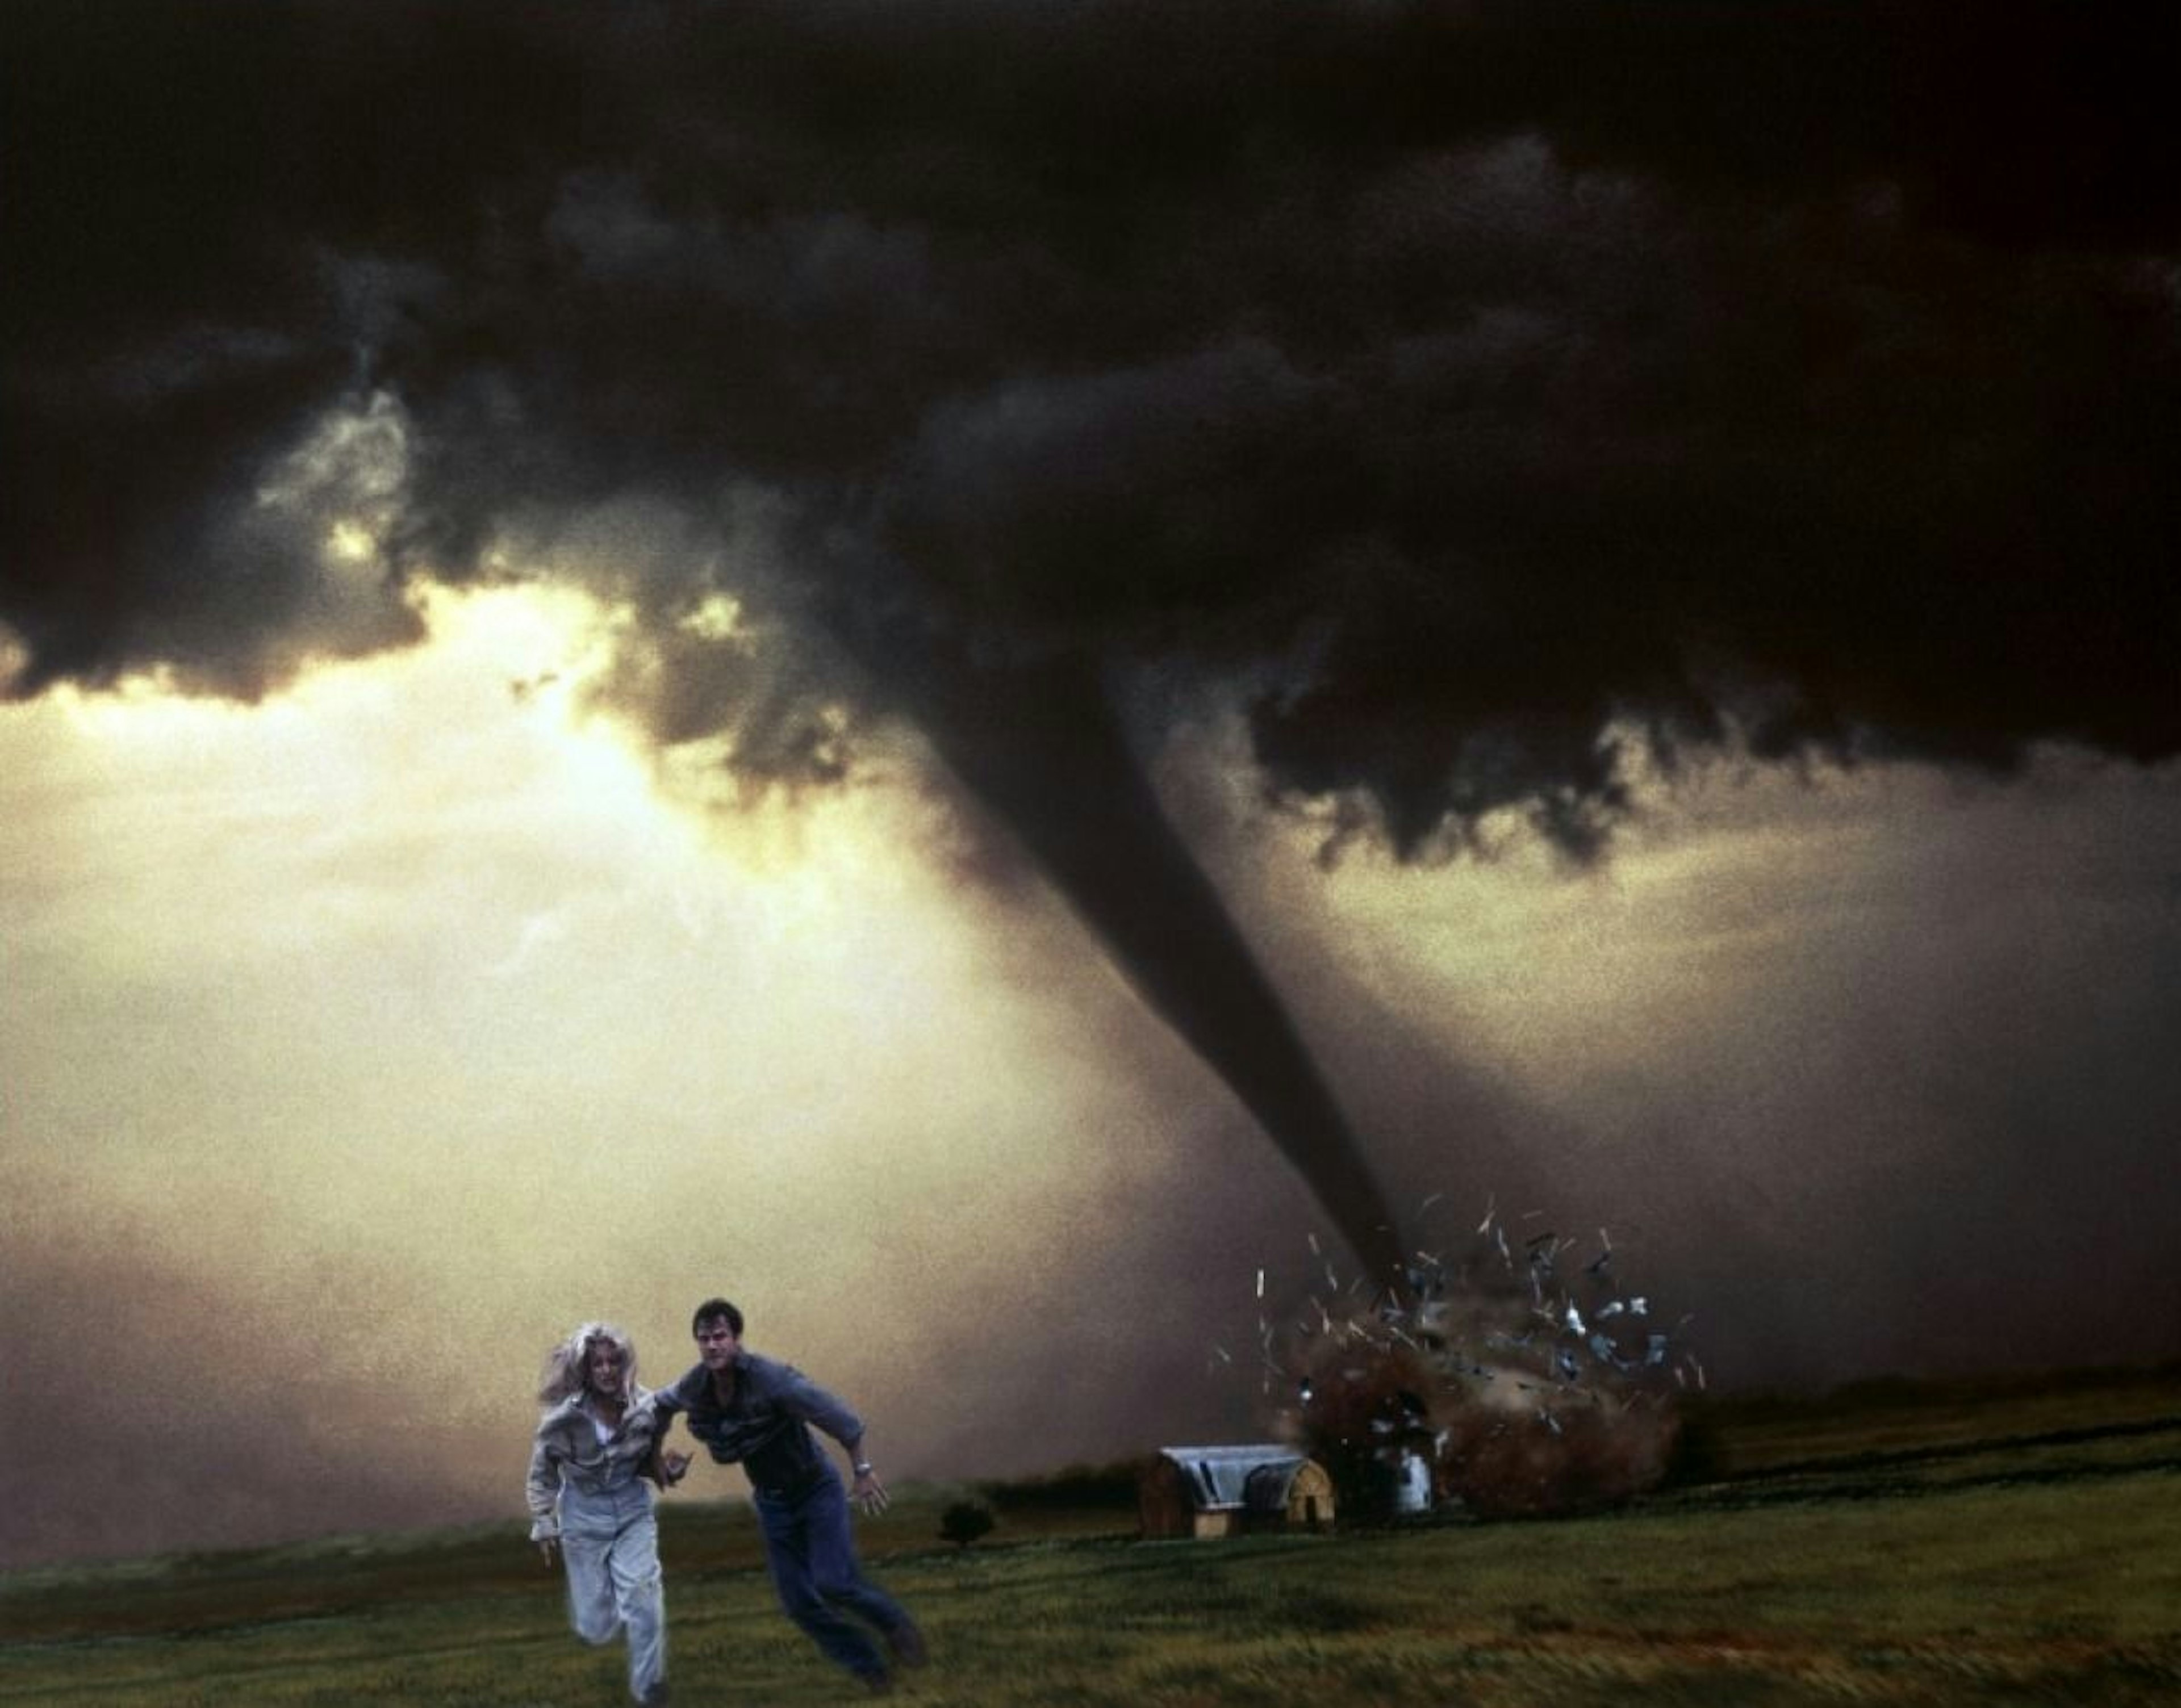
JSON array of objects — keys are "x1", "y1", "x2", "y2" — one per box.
[{"x1": 1139, "y1": 1446, "x2": 1335, "y2": 1539}]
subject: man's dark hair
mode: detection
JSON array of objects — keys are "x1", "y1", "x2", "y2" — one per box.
[{"x1": 691, "y1": 1297, "x2": 743, "y2": 1338}]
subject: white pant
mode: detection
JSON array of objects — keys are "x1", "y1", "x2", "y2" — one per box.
[{"x1": 557, "y1": 1479, "x2": 667, "y2": 1701}]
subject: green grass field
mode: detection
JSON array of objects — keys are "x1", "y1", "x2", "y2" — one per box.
[{"x1": 5, "y1": 1367, "x2": 2178, "y2": 1706}]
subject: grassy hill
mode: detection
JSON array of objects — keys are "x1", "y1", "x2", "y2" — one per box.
[{"x1": 4, "y1": 1364, "x2": 2178, "y2": 1706}]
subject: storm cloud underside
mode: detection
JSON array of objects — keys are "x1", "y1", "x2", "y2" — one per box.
[{"x1": 7, "y1": 0, "x2": 2175, "y2": 783}]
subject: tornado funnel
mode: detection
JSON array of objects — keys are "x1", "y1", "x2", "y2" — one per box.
[{"x1": 895, "y1": 642, "x2": 1407, "y2": 1285}]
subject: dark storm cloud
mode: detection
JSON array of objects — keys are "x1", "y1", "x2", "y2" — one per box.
[
  {"x1": 10, "y1": 0, "x2": 2176, "y2": 1278},
  {"x1": 6, "y1": 0, "x2": 2174, "y2": 824}
]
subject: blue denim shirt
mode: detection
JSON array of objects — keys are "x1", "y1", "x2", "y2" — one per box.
[{"x1": 655, "y1": 1351, "x2": 866, "y2": 1494}]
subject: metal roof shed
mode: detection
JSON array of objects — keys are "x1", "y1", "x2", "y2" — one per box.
[{"x1": 1139, "y1": 1445, "x2": 1335, "y2": 1539}]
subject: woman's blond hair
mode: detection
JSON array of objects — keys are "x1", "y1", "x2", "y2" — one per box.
[{"x1": 538, "y1": 1320, "x2": 639, "y2": 1405}]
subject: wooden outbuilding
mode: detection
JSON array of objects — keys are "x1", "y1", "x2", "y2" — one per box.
[{"x1": 1138, "y1": 1445, "x2": 1336, "y2": 1539}]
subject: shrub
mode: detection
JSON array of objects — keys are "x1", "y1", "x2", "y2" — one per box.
[{"x1": 938, "y1": 1500, "x2": 996, "y2": 1549}]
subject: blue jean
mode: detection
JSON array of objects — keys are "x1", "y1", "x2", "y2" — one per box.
[{"x1": 751, "y1": 1469, "x2": 910, "y2": 1681}]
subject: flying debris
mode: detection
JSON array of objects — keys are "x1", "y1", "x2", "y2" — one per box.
[{"x1": 1238, "y1": 1205, "x2": 1697, "y2": 1521}]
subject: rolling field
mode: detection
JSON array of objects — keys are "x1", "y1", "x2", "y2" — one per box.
[{"x1": 4, "y1": 1367, "x2": 2177, "y2": 1707}]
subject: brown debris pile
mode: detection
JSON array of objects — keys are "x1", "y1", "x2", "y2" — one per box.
[{"x1": 1247, "y1": 1206, "x2": 1694, "y2": 1521}]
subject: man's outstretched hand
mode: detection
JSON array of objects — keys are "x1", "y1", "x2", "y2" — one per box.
[
  {"x1": 853, "y1": 1466, "x2": 891, "y2": 1517},
  {"x1": 536, "y1": 1537, "x2": 559, "y2": 1569}
]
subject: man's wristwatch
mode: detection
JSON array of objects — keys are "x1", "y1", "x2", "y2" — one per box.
[{"x1": 853, "y1": 1460, "x2": 874, "y2": 1476}]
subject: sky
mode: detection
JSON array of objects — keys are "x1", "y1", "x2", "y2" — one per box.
[{"x1": 3, "y1": 0, "x2": 2177, "y2": 1571}]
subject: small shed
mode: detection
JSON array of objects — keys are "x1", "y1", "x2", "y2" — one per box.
[{"x1": 1139, "y1": 1445, "x2": 1336, "y2": 1539}]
